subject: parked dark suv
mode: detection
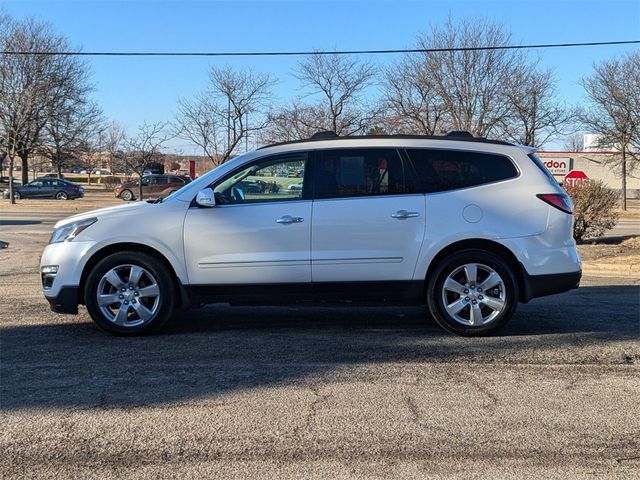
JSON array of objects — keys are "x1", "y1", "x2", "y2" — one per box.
[
  {"x1": 2, "y1": 178, "x2": 84, "y2": 200},
  {"x1": 114, "y1": 174, "x2": 192, "y2": 201}
]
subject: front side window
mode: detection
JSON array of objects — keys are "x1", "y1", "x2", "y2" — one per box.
[
  {"x1": 406, "y1": 148, "x2": 519, "y2": 193},
  {"x1": 314, "y1": 148, "x2": 405, "y2": 199},
  {"x1": 212, "y1": 153, "x2": 308, "y2": 205}
]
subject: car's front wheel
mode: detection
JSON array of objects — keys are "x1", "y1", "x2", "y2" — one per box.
[
  {"x1": 84, "y1": 252, "x2": 175, "y2": 335},
  {"x1": 426, "y1": 249, "x2": 518, "y2": 336}
]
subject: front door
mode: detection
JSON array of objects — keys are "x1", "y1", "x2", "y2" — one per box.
[
  {"x1": 184, "y1": 152, "x2": 312, "y2": 286},
  {"x1": 311, "y1": 148, "x2": 426, "y2": 283},
  {"x1": 25, "y1": 180, "x2": 46, "y2": 198}
]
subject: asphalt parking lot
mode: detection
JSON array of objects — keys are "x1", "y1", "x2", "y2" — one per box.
[{"x1": 1, "y1": 205, "x2": 639, "y2": 479}]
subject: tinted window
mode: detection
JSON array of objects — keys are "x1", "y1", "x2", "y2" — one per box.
[
  {"x1": 167, "y1": 175, "x2": 184, "y2": 183},
  {"x1": 314, "y1": 149, "x2": 405, "y2": 199},
  {"x1": 406, "y1": 149, "x2": 518, "y2": 193}
]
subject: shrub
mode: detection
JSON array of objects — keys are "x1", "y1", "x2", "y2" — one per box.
[{"x1": 565, "y1": 180, "x2": 619, "y2": 242}]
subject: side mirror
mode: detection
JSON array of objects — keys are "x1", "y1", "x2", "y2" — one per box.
[{"x1": 195, "y1": 188, "x2": 216, "y2": 208}]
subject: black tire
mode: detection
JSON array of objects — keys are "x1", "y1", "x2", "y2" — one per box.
[
  {"x1": 120, "y1": 189, "x2": 134, "y2": 201},
  {"x1": 13, "y1": 191, "x2": 21, "y2": 200},
  {"x1": 426, "y1": 249, "x2": 518, "y2": 336},
  {"x1": 55, "y1": 191, "x2": 68, "y2": 200},
  {"x1": 84, "y1": 251, "x2": 175, "y2": 335}
]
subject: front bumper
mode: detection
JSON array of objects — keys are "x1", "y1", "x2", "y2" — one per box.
[
  {"x1": 40, "y1": 240, "x2": 96, "y2": 313},
  {"x1": 45, "y1": 286, "x2": 80, "y2": 314}
]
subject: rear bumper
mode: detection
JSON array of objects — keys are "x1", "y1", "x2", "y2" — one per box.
[
  {"x1": 45, "y1": 286, "x2": 80, "y2": 314},
  {"x1": 520, "y1": 269, "x2": 581, "y2": 303}
]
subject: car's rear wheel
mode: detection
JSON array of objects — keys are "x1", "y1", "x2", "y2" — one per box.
[
  {"x1": 55, "y1": 191, "x2": 68, "y2": 200},
  {"x1": 120, "y1": 189, "x2": 134, "y2": 201},
  {"x1": 84, "y1": 252, "x2": 175, "y2": 335},
  {"x1": 13, "y1": 191, "x2": 21, "y2": 200},
  {"x1": 426, "y1": 249, "x2": 518, "y2": 336}
]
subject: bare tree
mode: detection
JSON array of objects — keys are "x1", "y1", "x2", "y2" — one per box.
[
  {"x1": 416, "y1": 16, "x2": 525, "y2": 138},
  {"x1": 103, "y1": 121, "x2": 126, "y2": 174},
  {"x1": 382, "y1": 56, "x2": 447, "y2": 135},
  {"x1": 563, "y1": 132, "x2": 585, "y2": 152},
  {"x1": 581, "y1": 51, "x2": 640, "y2": 210},
  {"x1": 499, "y1": 67, "x2": 572, "y2": 147},
  {"x1": 294, "y1": 52, "x2": 378, "y2": 135},
  {"x1": 40, "y1": 100, "x2": 104, "y2": 178},
  {"x1": 0, "y1": 16, "x2": 93, "y2": 204},
  {"x1": 175, "y1": 66, "x2": 274, "y2": 165},
  {"x1": 123, "y1": 122, "x2": 171, "y2": 200},
  {"x1": 261, "y1": 101, "x2": 329, "y2": 144}
]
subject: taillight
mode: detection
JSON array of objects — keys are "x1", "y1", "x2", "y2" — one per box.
[{"x1": 537, "y1": 193, "x2": 572, "y2": 214}]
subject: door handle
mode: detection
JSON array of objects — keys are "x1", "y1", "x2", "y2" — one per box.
[
  {"x1": 276, "y1": 215, "x2": 304, "y2": 224},
  {"x1": 391, "y1": 210, "x2": 420, "y2": 219}
]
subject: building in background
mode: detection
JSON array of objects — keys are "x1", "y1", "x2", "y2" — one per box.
[{"x1": 538, "y1": 134, "x2": 639, "y2": 198}]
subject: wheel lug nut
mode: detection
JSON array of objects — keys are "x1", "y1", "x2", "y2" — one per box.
[
  {"x1": 129, "y1": 286, "x2": 134, "y2": 290},
  {"x1": 472, "y1": 300, "x2": 477, "y2": 304},
  {"x1": 477, "y1": 288, "x2": 483, "y2": 292},
  {"x1": 478, "y1": 295, "x2": 484, "y2": 300},
  {"x1": 119, "y1": 294, "x2": 124, "y2": 299},
  {"x1": 465, "y1": 296, "x2": 470, "y2": 301},
  {"x1": 464, "y1": 289, "x2": 469, "y2": 294},
  {"x1": 121, "y1": 288, "x2": 126, "y2": 292},
  {"x1": 134, "y1": 292, "x2": 139, "y2": 296},
  {"x1": 124, "y1": 300, "x2": 129, "y2": 305}
]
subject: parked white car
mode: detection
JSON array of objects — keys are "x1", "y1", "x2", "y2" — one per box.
[{"x1": 40, "y1": 131, "x2": 581, "y2": 336}]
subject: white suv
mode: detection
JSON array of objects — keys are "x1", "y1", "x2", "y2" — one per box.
[{"x1": 40, "y1": 132, "x2": 581, "y2": 336}]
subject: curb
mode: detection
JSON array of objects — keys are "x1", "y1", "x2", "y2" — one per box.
[{"x1": 582, "y1": 261, "x2": 640, "y2": 278}]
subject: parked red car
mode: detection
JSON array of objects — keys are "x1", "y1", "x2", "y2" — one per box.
[{"x1": 114, "y1": 174, "x2": 192, "y2": 201}]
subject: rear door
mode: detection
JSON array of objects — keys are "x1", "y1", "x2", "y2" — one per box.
[
  {"x1": 153, "y1": 175, "x2": 170, "y2": 194},
  {"x1": 311, "y1": 148, "x2": 426, "y2": 283}
]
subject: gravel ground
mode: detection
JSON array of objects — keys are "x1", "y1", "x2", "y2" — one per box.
[{"x1": 1, "y1": 203, "x2": 639, "y2": 479}]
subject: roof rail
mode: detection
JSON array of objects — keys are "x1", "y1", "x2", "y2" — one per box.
[
  {"x1": 310, "y1": 130, "x2": 339, "y2": 139},
  {"x1": 258, "y1": 131, "x2": 514, "y2": 150},
  {"x1": 445, "y1": 130, "x2": 475, "y2": 139}
]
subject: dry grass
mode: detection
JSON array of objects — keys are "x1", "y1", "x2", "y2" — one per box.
[
  {"x1": 1, "y1": 190, "x2": 125, "y2": 213},
  {"x1": 578, "y1": 235, "x2": 640, "y2": 263}
]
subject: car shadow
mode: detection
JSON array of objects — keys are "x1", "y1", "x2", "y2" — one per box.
[{"x1": 1, "y1": 285, "x2": 638, "y2": 411}]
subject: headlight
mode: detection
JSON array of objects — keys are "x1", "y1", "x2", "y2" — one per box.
[{"x1": 49, "y1": 217, "x2": 97, "y2": 244}]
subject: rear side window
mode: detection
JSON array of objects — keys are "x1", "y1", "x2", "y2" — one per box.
[
  {"x1": 406, "y1": 149, "x2": 518, "y2": 193},
  {"x1": 527, "y1": 152, "x2": 558, "y2": 183},
  {"x1": 314, "y1": 148, "x2": 406, "y2": 199}
]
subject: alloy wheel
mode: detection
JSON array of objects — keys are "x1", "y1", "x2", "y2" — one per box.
[
  {"x1": 441, "y1": 263, "x2": 506, "y2": 326},
  {"x1": 96, "y1": 264, "x2": 161, "y2": 327}
]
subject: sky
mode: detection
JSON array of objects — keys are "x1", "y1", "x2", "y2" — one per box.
[{"x1": 2, "y1": 0, "x2": 640, "y2": 152}]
